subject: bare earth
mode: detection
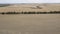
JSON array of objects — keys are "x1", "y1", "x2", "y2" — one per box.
[{"x1": 0, "y1": 3, "x2": 60, "y2": 34}]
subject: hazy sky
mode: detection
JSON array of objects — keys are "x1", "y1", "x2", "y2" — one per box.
[{"x1": 0, "y1": 0, "x2": 60, "y2": 3}]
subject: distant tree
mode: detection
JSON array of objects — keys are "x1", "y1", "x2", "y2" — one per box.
[{"x1": 1, "y1": 12, "x2": 5, "y2": 15}]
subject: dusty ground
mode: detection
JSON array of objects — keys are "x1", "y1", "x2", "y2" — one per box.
[{"x1": 0, "y1": 14, "x2": 60, "y2": 34}]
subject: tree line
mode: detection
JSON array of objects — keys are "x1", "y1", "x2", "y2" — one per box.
[{"x1": 0, "y1": 11, "x2": 60, "y2": 15}]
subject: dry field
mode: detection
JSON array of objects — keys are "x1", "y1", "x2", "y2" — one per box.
[
  {"x1": 0, "y1": 3, "x2": 60, "y2": 34},
  {"x1": 0, "y1": 3, "x2": 60, "y2": 12}
]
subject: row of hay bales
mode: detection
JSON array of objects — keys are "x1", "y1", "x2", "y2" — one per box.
[{"x1": 0, "y1": 11, "x2": 60, "y2": 15}]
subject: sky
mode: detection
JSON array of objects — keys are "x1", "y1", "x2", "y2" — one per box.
[{"x1": 0, "y1": 0, "x2": 60, "y2": 4}]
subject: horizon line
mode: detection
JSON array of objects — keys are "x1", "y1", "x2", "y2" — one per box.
[{"x1": 0, "y1": 3, "x2": 60, "y2": 4}]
